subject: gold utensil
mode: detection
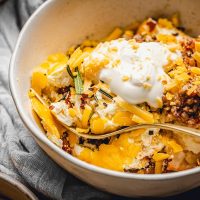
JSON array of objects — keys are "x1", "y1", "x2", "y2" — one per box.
[{"x1": 30, "y1": 88, "x2": 200, "y2": 139}]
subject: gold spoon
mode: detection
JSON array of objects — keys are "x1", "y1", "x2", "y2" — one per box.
[{"x1": 30, "y1": 88, "x2": 200, "y2": 140}]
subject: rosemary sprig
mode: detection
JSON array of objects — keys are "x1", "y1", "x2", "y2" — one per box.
[
  {"x1": 98, "y1": 88, "x2": 113, "y2": 99},
  {"x1": 94, "y1": 95, "x2": 98, "y2": 102},
  {"x1": 66, "y1": 65, "x2": 74, "y2": 79},
  {"x1": 66, "y1": 65, "x2": 83, "y2": 95},
  {"x1": 74, "y1": 67, "x2": 83, "y2": 94},
  {"x1": 58, "y1": 93, "x2": 67, "y2": 102}
]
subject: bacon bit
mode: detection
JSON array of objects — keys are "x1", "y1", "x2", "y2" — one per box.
[
  {"x1": 57, "y1": 87, "x2": 70, "y2": 94},
  {"x1": 49, "y1": 105, "x2": 55, "y2": 110},
  {"x1": 62, "y1": 140, "x2": 72, "y2": 154},
  {"x1": 65, "y1": 98, "x2": 70, "y2": 105},
  {"x1": 80, "y1": 104, "x2": 85, "y2": 109},
  {"x1": 146, "y1": 19, "x2": 157, "y2": 32},
  {"x1": 80, "y1": 93, "x2": 89, "y2": 109},
  {"x1": 181, "y1": 38, "x2": 195, "y2": 51},
  {"x1": 62, "y1": 145, "x2": 72, "y2": 154},
  {"x1": 65, "y1": 93, "x2": 73, "y2": 108},
  {"x1": 81, "y1": 93, "x2": 89, "y2": 99}
]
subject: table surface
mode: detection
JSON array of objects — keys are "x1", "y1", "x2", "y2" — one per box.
[
  {"x1": 113, "y1": 187, "x2": 200, "y2": 200},
  {"x1": 36, "y1": 186, "x2": 200, "y2": 199}
]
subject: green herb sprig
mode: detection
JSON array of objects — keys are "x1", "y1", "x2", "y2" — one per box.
[
  {"x1": 98, "y1": 88, "x2": 113, "y2": 99},
  {"x1": 74, "y1": 67, "x2": 83, "y2": 94},
  {"x1": 66, "y1": 65, "x2": 83, "y2": 95},
  {"x1": 66, "y1": 65, "x2": 74, "y2": 79}
]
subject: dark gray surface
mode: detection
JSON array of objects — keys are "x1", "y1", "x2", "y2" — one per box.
[{"x1": 114, "y1": 187, "x2": 200, "y2": 200}]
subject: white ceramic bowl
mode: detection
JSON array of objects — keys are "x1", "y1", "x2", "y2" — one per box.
[{"x1": 9, "y1": 0, "x2": 200, "y2": 197}]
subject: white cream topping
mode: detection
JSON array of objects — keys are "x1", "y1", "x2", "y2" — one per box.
[{"x1": 84, "y1": 39, "x2": 180, "y2": 108}]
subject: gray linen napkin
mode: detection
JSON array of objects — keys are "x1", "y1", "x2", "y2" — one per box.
[{"x1": 0, "y1": 0, "x2": 111, "y2": 199}]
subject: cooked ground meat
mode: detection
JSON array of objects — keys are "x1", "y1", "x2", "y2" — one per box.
[
  {"x1": 163, "y1": 85, "x2": 200, "y2": 128},
  {"x1": 181, "y1": 38, "x2": 197, "y2": 67}
]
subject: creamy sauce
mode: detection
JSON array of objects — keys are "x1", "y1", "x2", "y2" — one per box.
[{"x1": 84, "y1": 39, "x2": 180, "y2": 107}]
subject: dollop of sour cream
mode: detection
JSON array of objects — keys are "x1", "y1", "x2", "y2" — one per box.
[{"x1": 84, "y1": 39, "x2": 179, "y2": 108}]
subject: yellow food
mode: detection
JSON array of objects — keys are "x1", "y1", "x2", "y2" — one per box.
[
  {"x1": 105, "y1": 27, "x2": 123, "y2": 41},
  {"x1": 90, "y1": 118, "x2": 107, "y2": 134},
  {"x1": 30, "y1": 96, "x2": 62, "y2": 139},
  {"x1": 81, "y1": 105, "x2": 93, "y2": 128},
  {"x1": 153, "y1": 153, "x2": 170, "y2": 161},
  {"x1": 31, "y1": 72, "x2": 47, "y2": 95},
  {"x1": 112, "y1": 111, "x2": 134, "y2": 126},
  {"x1": 28, "y1": 16, "x2": 200, "y2": 174},
  {"x1": 116, "y1": 98, "x2": 154, "y2": 123}
]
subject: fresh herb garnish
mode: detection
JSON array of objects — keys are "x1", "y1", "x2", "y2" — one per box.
[
  {"x1": 74, "y1": 67, "x2": 83, "y2": 94},
  {"x1": 66, "y1": 65, "x2": 83, "y2": 94},
  {"x1": 94, "y1": 95, "x2": 98, "y2": 102},
  {"x1": 66, "y1": 65, "x2": 74, "y2": 79},
  {"x1": 98, "y1": 88, "x2": 113, "y2": 99},
  {"x1": 58, "y1": 93, "x2": 67, "y2": 102}
]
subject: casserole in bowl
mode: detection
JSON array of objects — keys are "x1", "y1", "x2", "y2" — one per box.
[{"x1": 10, "y1": 0, "x2": 200, "y2": 197}]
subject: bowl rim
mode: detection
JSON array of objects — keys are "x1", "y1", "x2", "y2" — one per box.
[{"x1": 9, "y1": 0, "x2": 200, "y2": 181}]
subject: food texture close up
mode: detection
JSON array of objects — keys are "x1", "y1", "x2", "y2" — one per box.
[{"x1": 29, "y1": 16, "x2": 200, "y2": 174}]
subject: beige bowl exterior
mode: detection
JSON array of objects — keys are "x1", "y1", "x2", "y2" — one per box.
[
  {"x1": 9, "y1": 0, "x2": 200, "y2": 197},
  {"x1": 0, "y1": 173, "x2": 38, "y2": 200}
]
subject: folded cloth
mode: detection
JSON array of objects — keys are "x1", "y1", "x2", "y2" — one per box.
[{"x1": 0, "y1": 0, "x2": 112, "y2": 199}]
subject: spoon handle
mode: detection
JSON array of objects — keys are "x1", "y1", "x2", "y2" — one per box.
[
  {"x1": 151, "y1": 123, "x2": 200, "y2": 137},
  {"x1": 87, "y1": 123, "x2": 200, "y2": 139}
]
